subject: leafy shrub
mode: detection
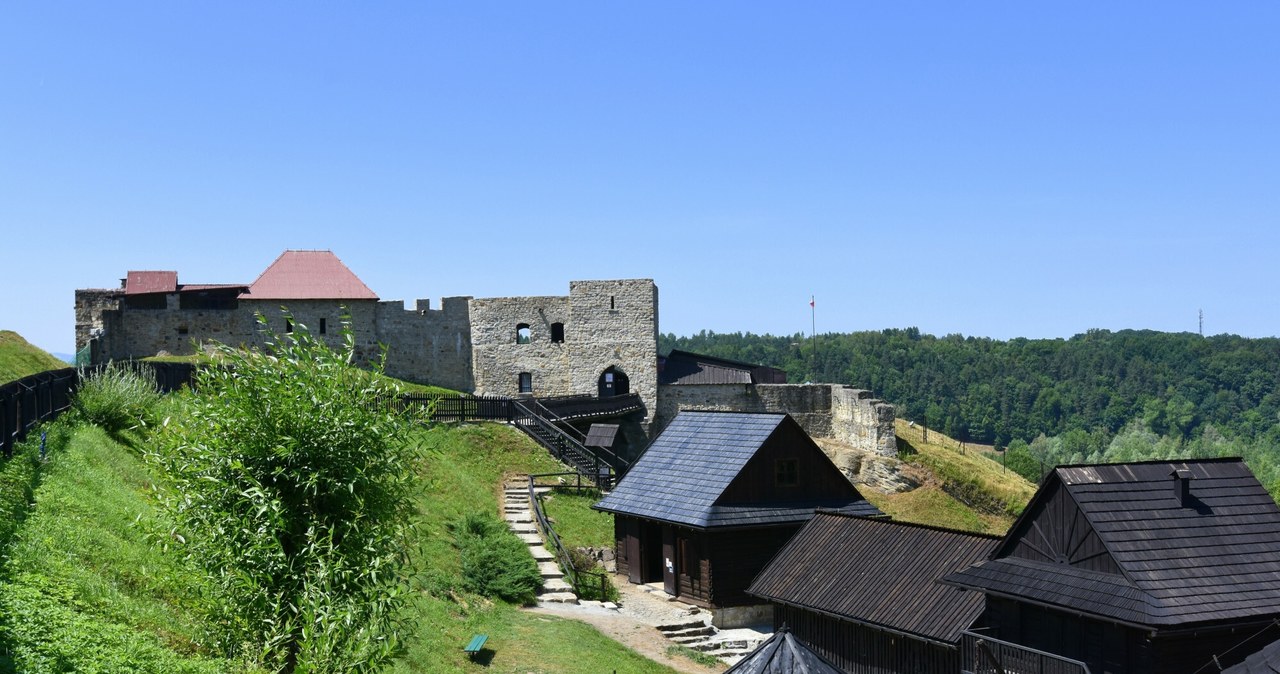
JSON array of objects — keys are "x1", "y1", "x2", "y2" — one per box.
[
  {"x1": 70, "y1": 363, "x2": 161, "y2": 438},
  {"x1": 452, "y1": 512, "x2": 542, "y2": 605},
  {"x1": 567, "y1": 547, "x2": 618, "y2": 603},
  {"x1": 152, "y1": 314, "x2": 421, "y2": 672}
]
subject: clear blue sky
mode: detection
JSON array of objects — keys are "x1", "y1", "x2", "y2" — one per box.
[{"x1": 3, "y1": 2, "x2": 1278, "y2": 356}]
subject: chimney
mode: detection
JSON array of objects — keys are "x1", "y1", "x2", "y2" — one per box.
[{"x1": 1172, "y1": 468, "x2": 1192, "y2": 505}]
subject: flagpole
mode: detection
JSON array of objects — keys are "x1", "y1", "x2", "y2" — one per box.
[{"x1": 810, "y1": 296, "x2": 816, "y2": 378}]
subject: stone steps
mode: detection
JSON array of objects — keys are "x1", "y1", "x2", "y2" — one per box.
[{"x1": 503, "y1": 475, "x2": 578, "y2": 605}]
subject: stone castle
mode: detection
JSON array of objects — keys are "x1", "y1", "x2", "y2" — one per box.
[{"x1": 76, "y1": 250, "x2": 896, "y2": 470}]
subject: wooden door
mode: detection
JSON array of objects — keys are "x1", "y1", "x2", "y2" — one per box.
[{"x1": 662, "y1": 525, "x2": 677, "y2": 596}]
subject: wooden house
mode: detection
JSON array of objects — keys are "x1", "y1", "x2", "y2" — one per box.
[
  {"x1": 593, "y1": 411, "x2": 880, "y2": 616},
  {"x1": 944, "y1": 458, "x2": 1280, "y2": 674},
  {"x1": 748, "y1": 511, "x2": 999, "y2": 674}
]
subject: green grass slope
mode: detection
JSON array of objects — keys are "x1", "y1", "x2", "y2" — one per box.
[
  {"x1": 0, "y1": 418, "x2": 685, "y2": 674},
  {"x1": 861, "y1": 419, "x2": 1037, "y2": 535},
  {"x1": 0, "y1": 331, "x2": 69, "y2": 384}
]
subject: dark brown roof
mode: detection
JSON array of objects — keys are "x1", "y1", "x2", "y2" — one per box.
[
  {"x1": 945, "y1": 458, "x2": 1280, "y2": 629},
  {"x1": 749, "y1": 511, "x2": 998, "y2": 645},
  {"x1": 241, "y1": 250, "x2": 378, "y2": 301},
  {"x1": 723, "y1": 627, "x2": 844, "y2": 674},
  {"x1": 124, "y1": 271, "x2": 178, "y2": 295},
  {"x1": 1223, "y1": 636, "x2": 1280, "y2": 674},
  {"x1": 659, "y1": 350, "x2": 787, "y2": 385}
]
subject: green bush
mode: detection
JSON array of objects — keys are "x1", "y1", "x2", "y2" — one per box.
[
  {"x1": 452, "y1": 512, "x2": 542, "y2": 605},
  {"x1": 567, "y1": 547, "x2": 618, "y2": 603},
  {"x1": 151, "y1": 314, "x2": 421, "y2": 673},
  {"x1": 70, "y1": 363, "x2": 162, "y2": 439}
]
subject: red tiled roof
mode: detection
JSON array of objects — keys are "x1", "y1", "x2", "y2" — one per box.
[
  {"x1": 241, "y1": 250, "x2": 378, "y2": 301},
  {"x1": 125, "y1": 271, "x2": 178, "y2": 295}
]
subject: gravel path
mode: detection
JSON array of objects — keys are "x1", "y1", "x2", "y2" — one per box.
[{"x1": 523, "y1": 575, "x2": 726, "y2": 674}]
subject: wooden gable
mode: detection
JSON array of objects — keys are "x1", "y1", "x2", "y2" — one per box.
[
  {"x1": 1002, "y1": 477, "x2": 1122, "y2": 575},
  {"x1": 717, "y1": 416, "x2": 858, "y2": 507}
]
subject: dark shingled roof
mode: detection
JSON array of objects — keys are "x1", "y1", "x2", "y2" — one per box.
[
  {"x1": 750, "y1": 511, "x2": 999, "y2": 645},
  {"x1": 593, "y1": 412, "x2": 879, "y2": 529},
  {"x1": 659, "y1": 350, "x2": 787, "y2": 385},
  {"x1": 723, "y1": 627, "x2": 844, "y2": 674},
  {"x1": 945, "y1": 458, "x2": 1280, "y2": 629},
  {"x1": 1223, "y1": 637, "x2": 1280, "y2": 674}
]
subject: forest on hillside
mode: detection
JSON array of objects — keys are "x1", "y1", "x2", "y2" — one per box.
[{"x1": 661, "y1": 329, "x2": 1280, "y2": 493}]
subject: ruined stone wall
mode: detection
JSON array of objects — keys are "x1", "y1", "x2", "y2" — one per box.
[
  {"x1": 80, "y1": 295, "x2": 381, "y2": 361},
  {"x1": 654, "y1": 383, "x2": 896, "y2": 456},
  {"x1": 74, "y1": 289, "x2": 122, "y2": 354},
  {"x1": 568, "y1": 280, "x2": 659, "y2": 422},
  {"x1": 469, "y1": 295, "x2": 573, "y2": 398},
  {"x1": 376, "y1": 297, "x2": 474, "y2": 391},
  {"x1": 831, "y1": 387, "x2": 898, "y2": 457}
]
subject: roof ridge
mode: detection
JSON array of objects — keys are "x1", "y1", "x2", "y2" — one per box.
[{"x1": 813, "y1": 508, "x2": 1003, "y2": 539}]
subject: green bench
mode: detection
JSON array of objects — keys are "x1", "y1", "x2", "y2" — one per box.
[{"x1": 464, "y1": 634, "x2": 488, "y2": 659}]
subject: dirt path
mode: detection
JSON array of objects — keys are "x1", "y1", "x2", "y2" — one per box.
[{"x1": 522, "y1": 577, "x2": 726, "y2": 674}]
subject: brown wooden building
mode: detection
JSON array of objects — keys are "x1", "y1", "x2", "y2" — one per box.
[
  {"x1": 593, "y1": 411, "x2": 880, "y2": 611},
  {"x1": 749, "y1": 511, "x2": 999, "y2": 674},
  {"x1": 944, "y1": 458, "x2": 1280, "y2": 674}
]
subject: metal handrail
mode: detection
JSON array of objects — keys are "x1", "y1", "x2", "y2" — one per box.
[{"x1": 528, "y1": 473, "x2": 609, "y2": 601}]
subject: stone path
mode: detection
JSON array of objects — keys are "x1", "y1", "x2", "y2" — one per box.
[{"x1": 502, "y1": 478, "x2": 577, "y2": 603}]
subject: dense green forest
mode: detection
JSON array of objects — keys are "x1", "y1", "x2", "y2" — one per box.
[{"x1": 661, "y1": 329, "x2": 1280, "y2": 492}]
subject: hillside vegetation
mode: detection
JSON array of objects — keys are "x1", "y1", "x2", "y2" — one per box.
[
  {"x1": 859, "y1": 420, "x2": 1036, "y2": 535},
  {"x1": 0, "y1": 361, "x2": 687, "y2": 673},
  {"x1": 663, "y1": 328, "x2": 1280, "y2": 498},
  {"x1": 0, "y1": 331, "x2": 68, "y2": 384}
]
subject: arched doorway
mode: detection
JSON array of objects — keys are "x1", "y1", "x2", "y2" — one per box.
[{"x1": 598, "y1": 366, "x2": 630, "y2": 397}]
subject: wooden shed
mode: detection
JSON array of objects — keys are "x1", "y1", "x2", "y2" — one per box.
[
  {"x1": 944, "y1": 458, "x2": 1280, "y2": 674},
  {"x1": 593, "y1": 411, "x2": 880, "y2": 611},
  {"x1": 748, "y1": 511, "x2": 999, "y2": 674}
]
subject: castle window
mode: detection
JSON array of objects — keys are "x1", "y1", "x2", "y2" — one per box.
[
  {"x1": 776, "y1": 459, "x2": 799, "y2": 487},
  {"x1": 610, "y1": 295, "x2": 616, "y2": 310},
  {"x1": 285, "y1": 319, "x2": 293, "y2": 334},
  {"x1": 177, "y1": 326, "x2": 189, "y2": 336},
  {"x1": 319, "y1": 318, "x2": 327, "y2": 334},
  {"x1": 516, "y1": 324, "x2": 531, "y2": 344},
  {"x1": 518, "y1": 372, "x2": 532, "y2": 394},
  {"x1": 551, "y1": 322, "x2": 565, "y2": 343}
]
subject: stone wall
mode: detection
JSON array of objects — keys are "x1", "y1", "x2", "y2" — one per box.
[
  {"x1": 568, "y1": 280, "x2": 659, "y2": 422},
  {"x1": 74, "y1": 289, "x2": 122, "y2": 354},
  {"x1": 470, "y1": 295, "x2": 573, "y2": 398},
  {"x1": 377, "y1": 297, "x2": 474, "y2": 391},
  {"x1": 654, "y1": 383, "x2": 897, "y2": 457}
]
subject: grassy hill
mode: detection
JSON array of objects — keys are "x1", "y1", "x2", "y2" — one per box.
[
  {"x1": 0, "y1": 331, "x2": 69, "y2": 384},
  {"x1": 859, "y1": 419, "x2": 1037, "y2": 535},
  {"x1": 0, "y1": 415, "x2": 687, "y2": 674}
]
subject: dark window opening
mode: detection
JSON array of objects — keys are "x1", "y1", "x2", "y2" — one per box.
[
  {"x1": 177, "y1": 326, "x2": 189, "y2": 336},
  {"x1": 518, "y1": 372, "x2": 532, "y2": 394},
  {"x1": 124, "y1": 294, "x2": 167, "y2": 310},
  {"x1": 179, "y1": 291, "x2": 239, "y2": 310},
  {"x1": 285, "y1": 319, "x2": 293, "y2": 334},
  {"x1": 319, "y1": 318, "x2": 327, "y2": 334},
  {"x1": 776, "y1": 459, "x2": 799, "y2": 487},
  {"x1": 550, "y1": 322, "x2": 565, "y2": 343},
  {"x1": 610, "y1": 295, "x2": 616, "y2": 310},
  {"x1": 516, "y1": 323, "x2": 531, "y2": 344}
]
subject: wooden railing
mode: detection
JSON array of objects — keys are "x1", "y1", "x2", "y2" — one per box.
[
  {"x1": 528, "y1": 472, "x2": 610, "y2": 601},
  {"x1": 512, "y1": 400, "x2": 616, "y2": 489},
  {"x1": 961, "y1": 631, "x2": 1092, "y2": 674}
]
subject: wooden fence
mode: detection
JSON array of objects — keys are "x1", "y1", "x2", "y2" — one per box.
[{"x1": 0, "y1": 362, "x2": 195, "y2": 458}]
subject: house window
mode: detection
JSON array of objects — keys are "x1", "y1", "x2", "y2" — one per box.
[
  {"x1": 776, "y1": 459, "x2": 799, "y2": 487},
  {"x1": 516, "y1": 324, "x2": 531, "y2": 344},
  {"x1": 551, "y1": 322, "x2": 565, "y2": 343},
  {"x1": 319, "y1": 318, "x2": 327, "y2": 334},
  {"x1": 518, "y1": 372, "x2": 532, "y2": 394}
]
